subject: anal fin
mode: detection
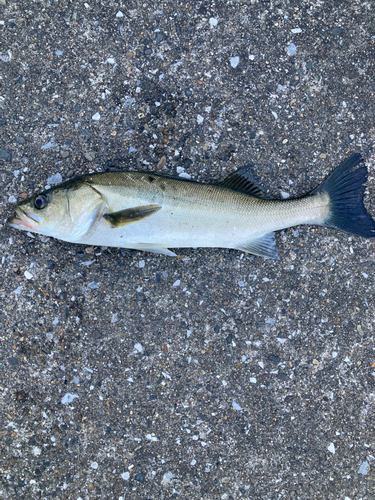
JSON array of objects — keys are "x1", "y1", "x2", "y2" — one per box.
[
  {"x1": 237, "y1": 232, "x2": 279, "y2": 259},
  {"x1": 103, "y1": 204, "x2": 161, "y2": 228}
]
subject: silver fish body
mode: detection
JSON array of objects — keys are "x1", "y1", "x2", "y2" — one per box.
[{"x1": 9, "y1": 154, "x2": 375, "y2": 258}]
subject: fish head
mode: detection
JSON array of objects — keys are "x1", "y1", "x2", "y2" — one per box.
[
  {"x1": 9, "y1": 179, "x2": 105, "y2": 241},
  {"x1": 9, "y1": 187, "x2": 71, "y2": 236}
]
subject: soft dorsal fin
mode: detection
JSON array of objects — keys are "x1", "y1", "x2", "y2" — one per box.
[
  {"x1": 103, "y1": 204, "x2": 161, "y2": 228},
  {"x1": 217, "y1": 164, "x2": 271, "y2": 199}
]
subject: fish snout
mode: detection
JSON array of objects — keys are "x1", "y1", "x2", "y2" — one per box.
[{"x1": 8, "y1": 208, "x2": 42, "y2": 231}]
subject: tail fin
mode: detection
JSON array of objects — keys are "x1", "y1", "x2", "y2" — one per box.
[{"x1": 312, "y1": 153, "x2": 375, "y2": 238}]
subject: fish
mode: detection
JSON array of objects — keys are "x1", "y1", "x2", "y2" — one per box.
[{"x1": 8, "y1": 153, "x2": 375, "y2": 259}]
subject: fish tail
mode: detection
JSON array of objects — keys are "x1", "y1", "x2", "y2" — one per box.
[{"x1": 312, "y1": 153, "x2": 375, "y2": 238}]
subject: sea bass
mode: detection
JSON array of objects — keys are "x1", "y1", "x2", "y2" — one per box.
[{"x1": 9, "y1": 154, "x2": 375, "y2": 259}]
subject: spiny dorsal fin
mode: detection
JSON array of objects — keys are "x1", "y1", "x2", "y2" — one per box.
[
  {"x1": 217, "y1": 164, "x2": 271, "y2": 199},
  {"x1": 237, "y1": 232, "x2": 279, "y2": 259},
  {"x1": 103, "y1": 204, "x2": 161, "y2": 228}
]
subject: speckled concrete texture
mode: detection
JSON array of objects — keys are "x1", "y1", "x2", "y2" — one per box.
[{"x1": 1, "y1": 1, "x2": 375, "y2": 499}]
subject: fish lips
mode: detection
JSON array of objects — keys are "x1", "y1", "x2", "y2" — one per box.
[{"x1": 8, "y1": 207, "x2": 43, "y2": 231}]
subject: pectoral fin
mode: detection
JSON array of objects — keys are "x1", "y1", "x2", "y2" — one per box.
[
  {"x1": 237, "y1": 232, "x2": 279, "y2": 259},
  {"x1": 103, "y1": 204, "x2": 161, "y2": 228}
]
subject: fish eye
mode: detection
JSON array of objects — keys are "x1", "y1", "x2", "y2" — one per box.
[{"x1": 34, "y1": 194, "x2": 48, "y2": 210}]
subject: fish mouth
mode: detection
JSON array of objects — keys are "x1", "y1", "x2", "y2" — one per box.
[{"x1": 8, "y1": 207, "x2": 42, "y2": 232}]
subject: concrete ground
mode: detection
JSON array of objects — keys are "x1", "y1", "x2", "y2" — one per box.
[{"x1": 0, "y1": 1, "x2": 374, "y2": 499}]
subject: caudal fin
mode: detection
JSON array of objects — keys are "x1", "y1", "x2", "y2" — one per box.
[{"x1": 312, "y1": 153, "x2": 375, "y2": 238}]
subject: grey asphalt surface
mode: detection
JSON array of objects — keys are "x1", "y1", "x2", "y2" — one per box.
[{"x1": 1, "y1": 1, "x2": 375, "y2": 499}]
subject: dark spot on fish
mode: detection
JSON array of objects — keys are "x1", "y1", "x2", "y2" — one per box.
[
  {"x1": 160, "y1": 183, "x2": 165, "y2": 191},
  {"x1": 148, "y1": 176, "x2": 155, "y2": 183}
]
